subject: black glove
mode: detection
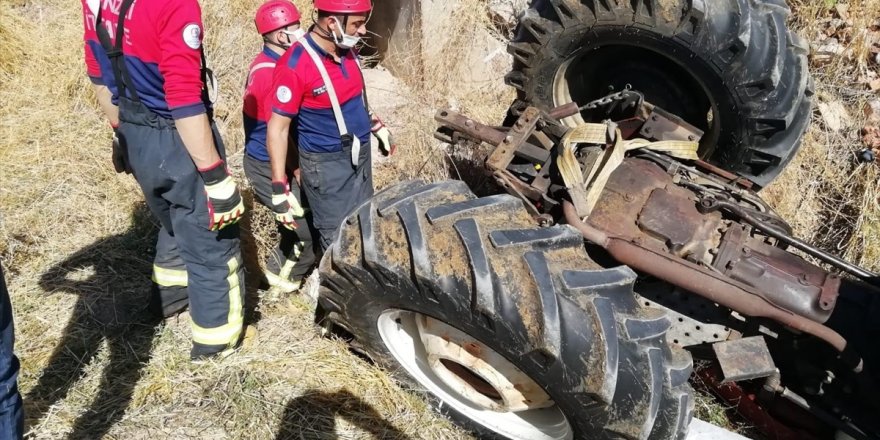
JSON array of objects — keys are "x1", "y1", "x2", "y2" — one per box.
[{"x1": 111, "y1": 128, "x2": 132, "y2": 174}]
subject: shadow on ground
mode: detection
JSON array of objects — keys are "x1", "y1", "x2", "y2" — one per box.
[
  {"x1": 444, "y1": 140, "x2": 502, "y2": 197},
  {"x1": 24, "y1": 200, "x2": 266, "y2": 438},
  {"x1": 239, "y1": 188, "x2": 266, "y2": 324},
  {"x1": 275, "y1": 389, "x2": 412, "y2": 440},
  {"x1": 25, "y1": 203, "x2": 159, "y2": 439}
]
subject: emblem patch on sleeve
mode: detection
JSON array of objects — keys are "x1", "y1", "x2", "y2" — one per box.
[
  {"x1": 183, "y1": 23, "x2": 201, "y2": 50},
  {"x1": 276, "y1": 86, "x2": 292, "y2": 103}
]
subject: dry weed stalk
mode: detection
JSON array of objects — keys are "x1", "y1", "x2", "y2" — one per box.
[{"x1": 766, "y1": 0, "x2": 880, "y2": 271}]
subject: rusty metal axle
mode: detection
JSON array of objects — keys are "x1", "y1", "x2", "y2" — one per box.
[{"x1": 562, "y1": 200, "x2": 862, "y2": 372}]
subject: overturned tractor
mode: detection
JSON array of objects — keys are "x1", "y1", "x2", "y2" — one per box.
[{"x1": 315, "y1": 0, "x2": 879, "y2": 439}]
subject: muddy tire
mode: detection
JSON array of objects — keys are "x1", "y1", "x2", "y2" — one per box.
[
  {"x1": 316, "y1": 180, "x2": 694, "y2": 439},
  {"x1": 506, "y1": 0, "x2": 813, "y2": 188}
]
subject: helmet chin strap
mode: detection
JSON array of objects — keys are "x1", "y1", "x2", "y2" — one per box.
[
  {"x1": 266, "y1": 39, "x2": 290, "y2": 50},
  {"x1": 313, "y1": 15, "x2": 359, "y2": 49},
  {"x1": 313, "y1": 21, "x2": 337, "y2": 43}
]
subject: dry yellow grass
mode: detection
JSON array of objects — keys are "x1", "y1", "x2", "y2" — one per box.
[
  {"x1": 0, "y1": 0, "x2": 491, "y2": 437},
  {"x1": 766, "y1": 0, "x2": 880, "y2": 270},
  {"x1": 2, "y1": 0, "x2": 878, "y2": 438}
]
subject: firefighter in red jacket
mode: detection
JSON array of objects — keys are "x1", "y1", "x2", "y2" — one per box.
[
  {"x1": 243, "y1": 1, "x2": 315, "y2": 294},
  {"x1": 267, "y1": 0, "x2": 395, "y2": 251},
  {"x1": 84, "y1": 0, "x2": 246, "y2": 361}
]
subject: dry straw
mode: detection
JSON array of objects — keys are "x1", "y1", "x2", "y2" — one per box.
[
  {"x1": 0, "y1": 0, "x2": 479, "y2": 437},
  {"x1": 1, "y1": 0, "x2": 877, "y2": 438}
]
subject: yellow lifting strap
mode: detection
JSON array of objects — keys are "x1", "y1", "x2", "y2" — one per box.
[{"x1": 557, "y1": 122, "x2": 699, "y2": 218}]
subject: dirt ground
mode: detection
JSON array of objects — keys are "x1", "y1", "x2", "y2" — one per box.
[{"x1": 1, "y1": 0, "x2": 879, "y2": 438}]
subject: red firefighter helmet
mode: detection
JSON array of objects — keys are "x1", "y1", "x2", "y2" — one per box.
[
  {"x1": 255, "y1": 0, "x2": 301, "y2": 35},
  {"x1": 314, "y1": 0, "x2": 372, "y2": 14}
]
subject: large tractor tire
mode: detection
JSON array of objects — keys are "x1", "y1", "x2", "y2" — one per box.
[
  {"x1": 506, "y1": 0, "x2": 813, "y2": 188},
  {"x1": 316, "y1": 180, "x2": 694, "y2": 439}
]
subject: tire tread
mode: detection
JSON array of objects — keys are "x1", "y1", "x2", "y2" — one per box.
[{"x1": 319, "y1": 182, "x2": 694, "y2": 439}]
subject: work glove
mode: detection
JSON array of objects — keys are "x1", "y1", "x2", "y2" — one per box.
[
  {"x1": 271, "y1": 181, "x2": 304, "y2": 230},
  {"x1": 371, "y1": 114, "x2": 396, "y2": 156},
  {"x1": 111, "y1": 127, "x2": 132, "y2": 174},
  {"x1": 198, "y1": 160, "x2": 245, "y2": 231}
]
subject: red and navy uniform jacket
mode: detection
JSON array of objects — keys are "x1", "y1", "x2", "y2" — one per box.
[
  {"x1": 86, "y1": 0, "x2": 210, "y2": 120},
  {"x1": 81, "y1": 0, "x2": 116, "y2": 92},
  {"x1": 243, "y1": 46, "x2": 281, "y2": 162},
  {"x1": 271, "y1": 34, "x2": 370, "y2": 154}
]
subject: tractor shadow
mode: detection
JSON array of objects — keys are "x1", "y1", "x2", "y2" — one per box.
[{"x1": 275, "y1": 389, "x2": 412, "y2": 440}]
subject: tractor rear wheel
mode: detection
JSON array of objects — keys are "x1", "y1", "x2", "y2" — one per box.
[
  {"x1": 316, "y1": 180, "x2": 694, "y2": 439},
  {"x1": 506, "y1": 0, "x2": 813, "y2": 188}
]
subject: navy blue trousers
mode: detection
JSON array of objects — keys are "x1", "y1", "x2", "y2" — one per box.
[
  {"x1": 298, "y1": 144, "x2": 373, "y2": 251},
  {"x1": 0, "y1": 263, "x2": 22, "y2": 439},
  {"x1": 117, "y1": 98, "x2": 244, "y2": 353}
]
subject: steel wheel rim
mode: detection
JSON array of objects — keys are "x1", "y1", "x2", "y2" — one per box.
[{"x1": 377, "y1": 309, "x2": 573, "y2": 440}]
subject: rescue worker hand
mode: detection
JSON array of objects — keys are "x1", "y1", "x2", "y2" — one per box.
[
  {"x1": 111, "y1": 128, "x2": 132, "y2": 174},
  {"x1": 371, "y1": 115, "x2": 396, "y2": 156},
  {"x1": 271, "y1": 181, "x2": 304, "y2": 230},
  {"x1": 198, "y1": 160, "x2": 245, "y2": 231}
]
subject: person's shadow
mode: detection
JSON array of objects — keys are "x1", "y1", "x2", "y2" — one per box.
[
  {"x1": 275, "y1": 389, "x2": 412, "y2": 440},
  {"x1": 26, "y1": 202, "x2": 161, "y2": 439}
]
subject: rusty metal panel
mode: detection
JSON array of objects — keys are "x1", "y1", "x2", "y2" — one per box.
[
  {"x1": 713, "y1": 336, "x2": 777, "y2": 383},
  {"x1": 637, "y1": 188, "x2": 721, "y2": 261},
  {"x1": 586, "y1": 158, "x2": 668, "y2": 242},
  {"x1": 714, "y1": 225, "x2": 837, "y2": 323},
  {"x1": 588, "y1": 158, "x2": 721, "y2": 261}
]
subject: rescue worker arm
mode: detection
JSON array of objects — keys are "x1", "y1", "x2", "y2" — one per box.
[
  {"x1": 176, "y1": 114, "x2": 222, "y2": 168},
  {"x1": 92, "y1": 84, "x2": 129, "y2": 173},
  {"x1": 176, "y1": 115, "x2": 244, "y2": 230},
  {"x1": 153, "y1": 0, "x2": 227, "y2": 183},
  {"x1": 82, "y1": 3, "x2": 118, "y2": 128},
  {"x1": 353, "y1": 49, "x2": 395, "y2": 156},
  {"x1": 155, "y1": 1, "x2": 223, "y2": 167},
  {"x1": 267, "y1": 113, "x2": 292, "y2": 182},
  {"x1": 266, "y1": 113, "x2": 303, "y2": 230},
  {"x1": 265, "y1": 49, "x2": 306, "y2": 229},
  {"x1": 92, "y1": 84, "x2": 119, "y2": 127}
]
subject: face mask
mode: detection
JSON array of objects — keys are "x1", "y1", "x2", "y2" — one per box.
[
  {"x1": 281, "y1": 28, "x2": 305, "y2": 41},
  {"x1": 277, "y1": 27, "x2": 305, "y2": 49},
  {"x1": 329, "y1": 16, "x2": 360, "y2": 50}
]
